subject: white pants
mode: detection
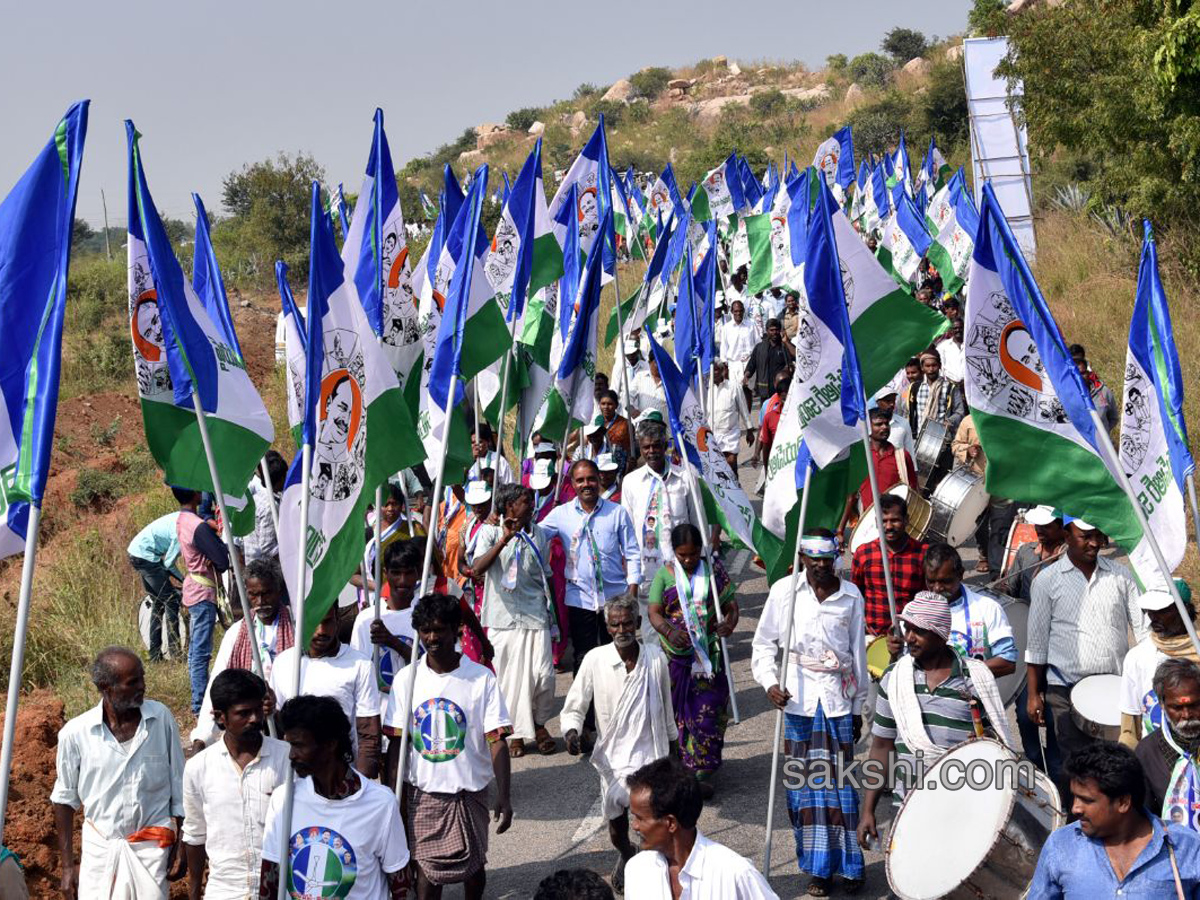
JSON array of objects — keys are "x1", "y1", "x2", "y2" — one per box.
[
  {"x1": 80, "y1": 819, "x2": 171, "y2": 900},
  {"x1": 491, "y1": 628, "x2": 556, "y2": 741}
]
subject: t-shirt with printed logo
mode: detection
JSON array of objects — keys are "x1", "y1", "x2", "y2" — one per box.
[{"x1": 383, "y1": 656, "x2": 511, "y2": 793}]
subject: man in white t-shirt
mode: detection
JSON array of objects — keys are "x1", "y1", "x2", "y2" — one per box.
[
  {"x1": 260, "y1": 695, "x2": 409, "y2": 898},
  {"x1": 382, "y1": 593, "x2": 513, "y2": 899},
  {"x1": 270, "y1": 605, "x2": 382, "y2": 778},
  {"x1": 350, "y1": 539, "x2": 419, "y2": 694},
  {"x1": 1120, "y1": 587, "x2": 1197, "y2": 749},
  {"x1": 183, "y1": 669, "x2": 289, "y2": 900},
  {"x1": 625, "y1": 758, "x2": 778, "y2": 899}
]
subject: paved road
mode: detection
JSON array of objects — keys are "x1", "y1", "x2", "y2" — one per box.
[{"x1": 479, "y1": 439, "x2": 998, "y2": 899}]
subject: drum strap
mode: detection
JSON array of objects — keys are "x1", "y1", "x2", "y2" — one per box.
[{"x1": 895, "y1": 447, "x2": 909, "y2": 487}]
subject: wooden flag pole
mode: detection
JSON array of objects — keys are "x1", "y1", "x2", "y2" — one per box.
[
  {"x1": 858, "y1": 412, "x2": 900, "y2": 635},
  {"x1": 259, "y1": 458, "x2": 281, "y2": 539},
  {"x1": 490, "y1": 312, "x2": 522, "y2": 503}
]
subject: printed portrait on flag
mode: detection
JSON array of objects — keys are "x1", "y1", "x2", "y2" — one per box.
[
  {"x1": 315, "y1": 329, "x2": 367, "y2": 502},
  {"x1": 381, "y1": 228, "x2": 418, "y2": 351},
  {"x1": 577, "y1": 185, "x2": 600, "y2": 243},
  {"x1": 704, "y1": 167, "x2": 731, "y2": 212},
  {"x1": 485, "y1": 214, "x2": 520, "y2": 290},
  {"x1": 128, "y1": 262, "x2": 172, "y2": 398},
  {"x1": 1120, "y1": 363, "x2": 1153, "y2": 474},
  {"x1": 793, "y1": 311, "x2": 822, "y2": 381}
]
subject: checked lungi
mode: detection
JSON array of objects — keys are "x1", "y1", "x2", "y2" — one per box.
[
  {"x1": 404, "y1": 784, "x2": 490, "y2": 885},
  {"x1": 784, "y1": 702, "x2": 864, "y2": 880}
]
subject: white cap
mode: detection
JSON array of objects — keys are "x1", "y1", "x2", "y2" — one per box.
[
  {"x1": 529, "y1": 458, "x2": 555, "y2": 491},
  {"x1": 533, "y1": 441, "x2": 557, "y2": 455},
  {"x1": 585, "y1": 414, "x2": 607, "y2": 436},
  {"x1": 464, "y1": 480, "x2": 492, "y2": 505},
  {"x1": 654, "y1": 320, "x2": 672, "y2": 339},
  {"x1": 1064, "y1": 514, "x2": 1096, "y2": 531},
  {"x1": 623, "y1": 337, "x2": 640, "y2": 355},
  {"x1": 1024, "y1": 505, "x2": 1062, "y2": 526},
  {"x1": 597, "y1": 452, "x2": 619, "y2": 472},
  {"x1": 1139, "y1": 590, "x2": 1176, "y2": 612}
]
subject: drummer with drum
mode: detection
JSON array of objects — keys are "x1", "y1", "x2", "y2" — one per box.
[
  {"x1": 858, "y1": 593, "x2": 1013, "y2": 846},
  {"x1": 1025, "y1": 516, "x2": 1146, "y2": 794},
  {"x1": 836, "y1": 407, "x2": 919, "y2": 548},
  {"x1": 904, "y1": 347, "x2": 965, "y2": 494}
]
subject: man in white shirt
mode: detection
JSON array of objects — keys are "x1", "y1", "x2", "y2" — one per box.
[
  {"x1": 270, "y1": 605, "x2": 383, "y2": 778},
  {"x1": 260, "y1": 695, "x2": 409, "y2": 898},
  {"x1": 720, "y1": 300, "x2": 760, "y2": 410},
  {"x1": 628, "y1": 354, "x2": 669, "y2": 420},
  {"x1": 1026, "y1": 516, "x2": 1146, "y2": 793},
  {"x1": 350, "y1": 538, "x2": 419, "y2": 695},
  {"x1": 467, "y1": 423, "x2": 514, "y2": 486},
  {"x1": 1119, "y1": 586, "x2": 1196, "y2": 749},
  {"x1": 872, "y1": 388, "x2": 914, "y2": 458},
  {"x1": 751, "y1": 530, "x2": 867, "y2": 895},
  {"x1": 471, "y1": 483, "x2": 557, "y2": 757},
  {"x1": 614, "y1": 337, "x2": 649, "y2": 413},
  {"x1": 935, "y1": 319, "x2": 965, "y2": 384},
  {"x1": 621, "y1": 419, "x2": 701, "y2": 637},
  {"x1": 626, "y1": 758, "x2": 778, "y2": 900},
  {"x1": 238, "y1": 450, "x2": 286, "y2": 564},
  {"x1": 51, "y1": 647, "x2": 185, "y2": 899},
  {"x1": 183, "y1": 669, "x2": 289, "y2": 900},
  {"x1": 921, "y1": 542, "x2": 1017, "y2": 677},
  {"x1": 709, "y1": 360, "x2": 753, "y2": 472},
  {"x1": 382, "y1": 593, "x2": 513, "y2": 899},
  {"x1": 561, "y1": 596, "x2": 675, "y2": 893}
]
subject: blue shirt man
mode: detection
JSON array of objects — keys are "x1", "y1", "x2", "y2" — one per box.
[{"x1": 127, "y1": 512, "x2": 182, "y2": 661}]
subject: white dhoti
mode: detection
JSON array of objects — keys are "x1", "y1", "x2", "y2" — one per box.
[
  {"x1": 80, "y1": 819, "x2": 172, "y2": 900},
  {"x1": 712, "y1": 427, "x2": 741, "y2": 455},
  {"x1": 591, "y1": 643, "x2": 672, "y2": 819},
  {"x1": 491, "y1": 627, "x2": 556, "y2": 741},
  {"x1": 727, "y1": 359, "x2": 748, "y2": 391}
]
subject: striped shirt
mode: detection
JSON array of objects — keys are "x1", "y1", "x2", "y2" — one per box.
[
  {"x1": 1024, "y1": 554, "x2": 1145, "y2": 686},
  {"x1": 873, "y1": 655, "x2": 980, "y2": 789}
]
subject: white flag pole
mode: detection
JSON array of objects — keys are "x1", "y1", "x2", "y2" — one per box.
[
  {"x1": 0, "y1": 505, "x2": 42, "y2": 835},
  {"x1": 395, "y1": 406, "x2": 456, "y2": 796},
  {"x1": 680, "y1": 461, "x2": 741, "y2": 725},
  {"x1": 762, "y1": 462, "x2": 812, "y2": 874},
  {"x1": 190, "y1": 394, "x2": 269, "y2": 684},
  {"x1": 610, "y1": 264, "x2": 638, "y2": 463},
  {"x1": 275, "y1": 441, "x2": 312, "y2": 900},
  {"x1": 490, "y1": 312, "x2": 521, "y2": 503},
  {"x1": 371, "y1": 485, "x2": 383, "y2": 676},
  {"x1": 259, "y1": 458, "x2": 281, "y2": 539},
  {"x1": 1088, "y1": 409, "x2": 1200, "y2": 656},
  {"x1": 858, "y1": 408, "x2": 900, "y2": 635}
]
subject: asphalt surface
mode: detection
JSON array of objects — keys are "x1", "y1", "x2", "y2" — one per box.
[{"x1": 480, "y1": 441, "x2": 999, "y2": 899}]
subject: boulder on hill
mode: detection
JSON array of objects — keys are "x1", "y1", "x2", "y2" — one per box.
[
  {"x1": 569, "y1": 109, "x2": 588, "y2": 133},
  {"x1": 477, "y1": 128, "x2": 512, "y2": 149},
  {"x1": 844, "y1": 83, "x2": 865, "y2": 106},
  {"x1": 782, "y1": 84, "x2": 831, "y2": 104},
  {"x1": 728, "y1": 61, "x2": 742, "y2": 76},
  {"x1": 945, "y1": 44, "x2": 964, "y2": 61},
  {"x1": 601, "y1": 79, "x2": 634, "y2": 102},
  {"x1": 474, "y1": 123, "x2": 506, "y2": 136},
  {"x1": 712, "y1": 55, "x2": 728, "y2": 66},
  {"x1": 902, "y1": 57, "x2": 931, "y2": 77},
  {"x1": 528, "y1": 120, "x2": 545, "y2": 136},
  {"x1": 458, "y1": 148, "x2": 485, "y2": 167},
  {"x1": 692, "y1": 94, "x2": 752, "y2": 122},
  {"x1": 667, "y1": 78, "x2": 694, "y2": 91}
]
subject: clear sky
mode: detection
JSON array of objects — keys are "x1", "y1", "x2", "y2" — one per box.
[{"x1": 3, "y1": 1, "x2": 966, "y2": 227}]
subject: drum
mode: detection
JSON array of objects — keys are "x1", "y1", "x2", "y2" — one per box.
[
  {"x1": 914, "y1": 420, "x2": 949, "y2": 474},
  {"x1": 868, "y1": 634, "x2": 893, "y2": 680},
  {"x1": 928, "y1": 467, "x2": 990, "y2": 547},
  {"x1": 978, "y1": 588, "x2": 1030, "y2": 708},
  {"x1": 1001, "y1": 520, "x2": 1039, "y2": 580},
  {"x1": 849, "y1": 483, "x2": 932, "y2": 554},
  {"x1": 887, "y1": 738, "x2": 1064, "y2": 899},
  {"x1": 1070, "y1": 674, "x2": 1123, "y2": 741}
]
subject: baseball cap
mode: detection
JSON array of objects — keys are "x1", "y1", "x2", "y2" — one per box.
[
  {"x1": 1024, "y1": 505, "x2": 1063, "y2": 526},
  {"x1": 597, "y1": 452, "x2": 619, "y2": 472},
  {"x1": 897, "y1": 591, "x2": 953, "y2": 642},
  {"x1": 1139, "y1": 590, "x2": 1175, "y2": 612},
  {"x1": 633, "y1": 409, "x2": 665, "y2": 426},
  {"x1": 533, "y1": 441, "x2": 557, "y2": 456},
  {"x1": 585, "y1": 414, "x2": 607, "y2": 436},
  {"x1": 1063, "y1": 514, "x2": 1096, "y2": 531},
  {"x1": 622, "y1": 337, "x2": 640, "y2": 355},
  {"x1": 464, "y1": 480, "x2": 492, "y2": 505},
  {"x1": 529, "y1": 459, "x2": 555, "y2": 491}
]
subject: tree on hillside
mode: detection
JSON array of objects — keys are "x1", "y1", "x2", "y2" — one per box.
[
  {"x1": 915, "y1": 60, "x2": 969, "y2": 150},
  {"x1": 881, "y1": 27, "x2": 929, "y2": 64},
  {"x1": 630, "y1": 67, "x2": 672, "y2": 100},
  {"x1": 506, "y1": 107, "x2": 541, "y2": 132},
  {"x1": 848, "y1": 52, "x2": 893, "y2": 88},
  {"x1": 1002, "y1": 0, "x2": 1200, "y2": 244},
  {"x1": 969, "y1": 0, "x2": 1009, "y2": 36},
  {"x1": 847, "y1": 92, "x2": 913, "y2": 156},
  {"x1": 73, "y1": 218, "x2": 95, "y2": 244},
  {"x1": 217, "y1": 152, "x2": 325, "y2": 284}
]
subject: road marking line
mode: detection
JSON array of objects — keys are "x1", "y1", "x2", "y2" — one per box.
[
  {"x1": 730, "y1": 550, "x2": 749, "y2": 574},
  {"x1": 570, "y1": 795, "x2": 606, "y2": 844}
]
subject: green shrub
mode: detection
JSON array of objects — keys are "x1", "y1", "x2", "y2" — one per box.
[
  {"x1": 506, "y1": 106, "x2": 541, "y2": 132},
  {"x1": 848, "y1": 52, "x2": 893, "y2": 88},
  {"x1": 573, "y1": 82, "x2": 600, "y2": 100},
  {"x1": 66, "y1": 256, "x2": 125, "y2": 333},
  {"x1": 592, "y1": 99, "x2": 625, "y2": 128},
  {"x1": 750, "y1": 89, "x2": 787, "y2": 116},
  {"x1": 625, "y1": 100, "x2": 652, "y2": 124},
  {"x1": 826, "y1": 53, "x2": 848, "y2": 73},
  {"x1": 881, "y1": 27, "x2": 929, "y2": 64},
  {"x1": 847, "y1": 91, "x2": 914, "y2": 156},
  {"x1": 630, "y1": 67, "x2": 673, "y2": 100}
]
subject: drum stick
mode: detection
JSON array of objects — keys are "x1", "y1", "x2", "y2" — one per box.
[
  {"x1": 858, "y1": 415, "x2": 900, "y2": 635},
  {"x1": 980, "y1": 552, "x2": 1061, "y2": 592},
  {"x1": 762, "y1": 463, "x2": 813, "y2": 876}
]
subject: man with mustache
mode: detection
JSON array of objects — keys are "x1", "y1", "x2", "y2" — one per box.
[
  {"x1": 52, "y1": 647, "x2": 186, "y2": 898},
  {"x1": 182, "y1": 669, "x2": 289, "y2": 899},
  {"x1": 1120, "y1": 585, "x2": 1199, "y2": 750},
  {"x1": 560, "y1": 595, "x2": 675, "y2": 893},
  {"x1": 1136, "y1": 658, "x2": 1200, "y2": 823}
]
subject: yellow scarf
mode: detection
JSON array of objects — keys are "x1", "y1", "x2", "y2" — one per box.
[{"x1": 1151, "y1": 630, "x2": 1200, "y2": 665}]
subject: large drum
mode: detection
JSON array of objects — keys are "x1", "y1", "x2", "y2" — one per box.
[
  {"x1": 887, "y1": 738, "x2": 1064, "y2": 899},
  {"x1": 1071, "y1": 674, "x2": 1123, "y2": 741},
  {"x1": 1002, "y1": 519, "x2": 1039, "y2": 580},
  {"x1": 914, "y1": 420, "x2": 950, "y2": 475},
  {"x1": 976, "y1": 588, "x2": 1031, "y2": 708},
  {"x1": 850, "y1": 483, "x2": 932, "y2": 554},
  {"x1": 928, "y1": 467, "x2": 990, "y2": 547}
]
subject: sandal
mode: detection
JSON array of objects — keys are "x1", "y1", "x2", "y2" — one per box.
[
  {"x1": 509, "y1": 738, "x2": 526, "y2": 758},
  {"x1": 975, "y1": 560, "x2": 991, "y2": 574},
  {"x1": 806, "y1": 876, "x2": 832, "y2": 897},
  {"x1": 842, "y1": 877, "x2": 865, "y2": 894},
  {"x1": 535, "y1": 726, "x2": 557, "y2": 755}
]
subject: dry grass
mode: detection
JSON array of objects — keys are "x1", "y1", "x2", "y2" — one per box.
[{"x1": 1033, "y1": 209, "x2": 1200, "y2": 585}]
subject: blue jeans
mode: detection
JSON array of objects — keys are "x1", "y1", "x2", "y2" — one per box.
[{"x1": 187, "y1": 600, "x2": 218, "y2": 713}]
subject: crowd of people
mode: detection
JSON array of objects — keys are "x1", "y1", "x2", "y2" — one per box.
[{"x1": 33, "y1": 262, "x2": 1200, "y2": 900}]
